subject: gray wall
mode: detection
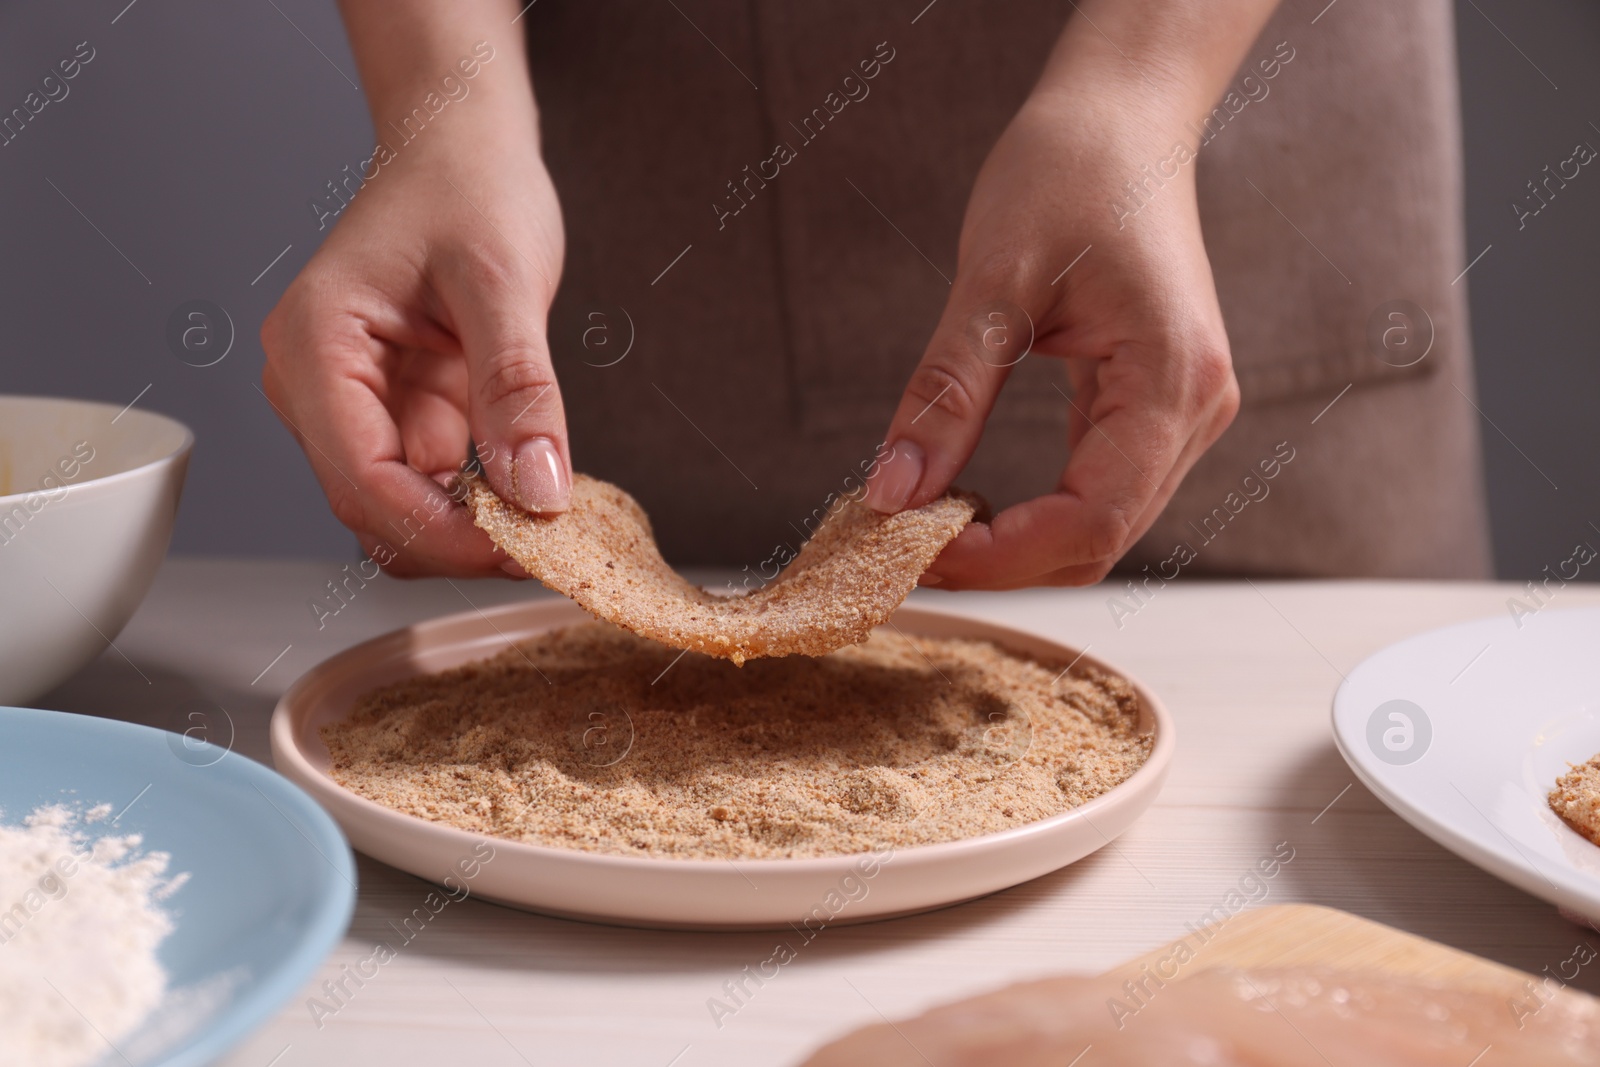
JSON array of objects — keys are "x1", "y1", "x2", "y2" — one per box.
[
  {"x1": 0, "y1": 0, "x2": 364, "y2": 558},
  {"x1": 0, "y1": 1, "x2": 1594, "y2": 577},
  {"x1": 1455, "y1": 1, "x2": 1600, "y2": 580}
]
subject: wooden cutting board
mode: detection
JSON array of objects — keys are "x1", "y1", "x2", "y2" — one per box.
[{"x1": 1107, "y1": 903, "x2": 1536, "y2": 997}]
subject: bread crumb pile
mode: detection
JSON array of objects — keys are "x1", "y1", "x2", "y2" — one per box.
[
  {"x1": 1550, "y1": 753, "x2": 1600, "y2": 846},
  {"x1": 464, "y1": 473, "x2": 979, "y2": 664},
  {"x1": 321, "y1": 622, "x2": 1151, "y2": 860},
  {"x1": 0, "y1": 803, "x2": 186, "y2": 1067}
]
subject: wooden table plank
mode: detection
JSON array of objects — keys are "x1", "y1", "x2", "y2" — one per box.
[{"x1": 35, "y1": 561, "x2": 1600, "y2": 1067}]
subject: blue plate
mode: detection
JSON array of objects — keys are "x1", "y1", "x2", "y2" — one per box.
[{"x1": 0, "y1": 707, "x2": 356, "y2": 1067}]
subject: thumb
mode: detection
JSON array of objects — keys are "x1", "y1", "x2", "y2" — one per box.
[
  {"x1": 437, "y1": 260, "x2": 571, "y2": 514},
  {"x1": 864, "y1": 288, "x2": 1034, "y2": 514}
]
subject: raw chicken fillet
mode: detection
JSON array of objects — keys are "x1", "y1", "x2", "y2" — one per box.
[{"x1": 800, "y1": 967, "x2": 1600, "y2": 1066}]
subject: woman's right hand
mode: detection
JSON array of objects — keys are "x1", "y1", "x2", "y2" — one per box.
[{"x1": 261, "y1": 16, "x2": 567, "y2": 578}]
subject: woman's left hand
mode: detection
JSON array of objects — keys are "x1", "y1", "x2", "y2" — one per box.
[{"x1": 864, "y1": 72, "x2": 1241, "y2": 589}]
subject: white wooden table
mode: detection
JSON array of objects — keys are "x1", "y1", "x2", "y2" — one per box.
[{"x1": 41, "y1": 560, "x2": 1600, "y2": 1066}]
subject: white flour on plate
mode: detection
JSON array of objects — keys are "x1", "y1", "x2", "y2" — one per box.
[{"x1": 0, "y1": 803, "x2": 188, "y2": 1067}]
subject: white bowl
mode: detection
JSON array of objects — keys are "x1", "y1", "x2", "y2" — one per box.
[
  {"x1": 271, "y1": 599, "x2": 1175, "y2": 930},
  {"x1": 0, "y1": 395, "x2": 192, "y2": 704}
]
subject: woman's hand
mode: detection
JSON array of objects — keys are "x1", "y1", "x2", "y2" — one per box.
[
  {"x1": 865, "y1": 0, "x2": 1280, "y2": 590},
  {"x1": 262, "y1": 7, "x2": 565, "y2": 577}
]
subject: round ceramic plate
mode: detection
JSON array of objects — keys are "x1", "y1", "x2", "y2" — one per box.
[
  {"x1": 1332, "y1": 607, "x2": 1600, "y2": 922},
  {"x1": 271, "y1": 599, "x2": 1173, "y2": 930},
  {"x1": 0, "y1": 707, "x2": 355, "y2": 1067}
]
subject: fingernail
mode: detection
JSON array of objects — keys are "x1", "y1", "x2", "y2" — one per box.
[
  {"x1": 512, "y1": 437, "x2": 570, "y2": 513},
  {"x1": 918, "y1": 572, "x2": 944, "y2": 586},
  {"x1": 500, "y1": 559, "x2": 531, "y2": 578},
  {"x1": 865, "y1": 439, "x2": 924, "y2": 514}
]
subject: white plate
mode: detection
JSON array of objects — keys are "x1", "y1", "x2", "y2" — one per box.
[
  {"x1": 1332, "y1": 606, "x2": 1600, "y2": 922},
  {"x1": 271, "y1": 599, "x2": 1174, "y2": 929}
]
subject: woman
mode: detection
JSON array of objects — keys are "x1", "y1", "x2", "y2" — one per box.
[{"x1": 263, "y1": 0, "x2": 1490, "y2": 586}]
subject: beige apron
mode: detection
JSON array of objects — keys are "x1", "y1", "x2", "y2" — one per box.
[{"x1": 524, "y1": 0, "x2": 1492, "y2": 578}]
